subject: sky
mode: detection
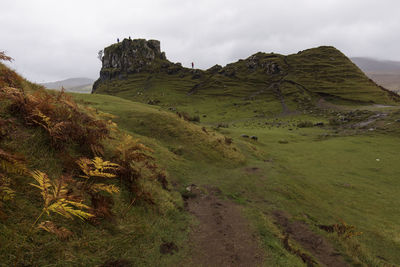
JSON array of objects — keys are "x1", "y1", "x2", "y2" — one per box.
[{"x1": 1, "y1": 0, "x2": 400, "y2": 82}]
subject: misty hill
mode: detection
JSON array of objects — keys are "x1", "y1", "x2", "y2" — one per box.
[
  {"x1": 41, "y1": 77, "x2": 94, "y2": 93},
  {"x1": 351, "y1": 57, "x2": 400, "y2": 73},
  {"x1": 92, "y1": 39, "x2": 398, "y2": 117},
  {"x1": 351, "y1": 57, "x2": 400, "y2": 93}
]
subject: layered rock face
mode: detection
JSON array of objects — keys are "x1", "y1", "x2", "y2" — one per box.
[{"x1": 93, "y1": 38, "x2": 168, "y2": 92}]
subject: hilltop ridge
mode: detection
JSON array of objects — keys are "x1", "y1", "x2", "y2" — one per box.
[{"x1": 92, "y1": 39, "x2": 399, "y2": 113}]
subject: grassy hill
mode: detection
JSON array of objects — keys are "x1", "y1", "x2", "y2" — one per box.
[
  {"x1": 0, "y1": 61, "x2": 193, "y2": 266},
  {"x1": 2, "y1": 44, "x2": 400, "y2": 266},
  {"x1": 93, "y1": 43, "x2": 398, "y2": 125},
  {"x1": 75, "y1": 89, "x2": 400, "y2": 266},
  {"x1": 91, "y1": 41, "x2": 400, "y2": 265}
]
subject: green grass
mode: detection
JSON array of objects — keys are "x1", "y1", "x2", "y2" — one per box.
[
  {"x1": 3, "y1": 49, "x2": 400, "y2": 266},
  {"x1": 93, "y1": 45, "x2": 399, "y2": 128},
  {"x1": 0, "y1": 88, "x2": 191, "y2": 266},
  {"x1": 71, "y1": 92, "x2": 400, "y2": 265},
  {"x1": 3, "y1": 87, "x2": 400, "y2": 265}
]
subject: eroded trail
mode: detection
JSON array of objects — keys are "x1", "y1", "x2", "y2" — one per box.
[
  {"x1": 273, "y1": 211, "x2": 348, "y2": 267},
  {"x1": 184, "y1": 186, "x2": 264, "y2": 267}
]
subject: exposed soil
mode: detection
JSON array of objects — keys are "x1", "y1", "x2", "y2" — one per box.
[
  {"x1": 351, "y1": 113, "x2": 388, "y2": 128},
  {"x1": 244, "y1": 166, "x2": 261, "y2": 173},
  {"x1": 316, "y1": 98, "x2": 345, "y2": 111},
  {"x1": 185, "y1": 185, "x2": 264, "y2": 267},
  {"x1": 160, "y1": 241, "x2": 179, "y2": 255},
  {"x1": 272, "y1": 210, "x2": 348, "y2": 267}
]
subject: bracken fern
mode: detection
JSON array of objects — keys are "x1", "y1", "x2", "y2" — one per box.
[
  {"x1": 0, "y1": 51, "x2": 12, "y2": 62},
  {"x1": 0, "y1": 148, "x2": 27, "y2": 175},
  {"x1": 29, "y1": 170, "x2": 93, "y2": 221}
]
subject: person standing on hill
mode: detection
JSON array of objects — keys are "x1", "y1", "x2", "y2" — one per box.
[{"x1": 191, "y1": 62, "x2": 194, "y2": 69}]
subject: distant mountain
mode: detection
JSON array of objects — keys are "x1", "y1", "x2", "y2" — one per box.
[
  {"x1": 351, "y1": 57, "x2": 400, "y2": 73},
  {"x1": 351, "y1": 57, "x2": 400, "y2": 93},
  {"x1": 41, "y1": 77, "x2": 94, "y2": 93}
]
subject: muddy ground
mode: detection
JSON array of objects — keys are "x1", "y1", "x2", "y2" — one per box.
[{"x1": 184, "y1": 185, "x2": 264, "y2": 267}]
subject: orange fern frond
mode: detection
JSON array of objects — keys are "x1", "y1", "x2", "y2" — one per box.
[
  {"x1": 30, "y1": 171, "x2": 93, "y2": 220},
  {"x1": 91, "y1": 183, "x2": 119, "y2": 194},
  {"x1": 76, "y1": 157, "x2": 120, "y2": 179},
  {"x1": 0, "y1": 51, "x2": 13, "y2": 62},
  {"x1": 0, "y1": 148, "x2": 27, "y2": 175},
  {"x1": 38, "y1": 221, "x2": 73, "y2": 240},
  {"x1": 0, "y1": 174, "x2": 15, "y2": 201}
]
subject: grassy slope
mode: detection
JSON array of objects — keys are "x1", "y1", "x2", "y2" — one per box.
[
  {"x1": 73, "y1": 92, "x2": 400, "y2": 266},
  {"x1": 93, "y1": 46, "x2": 398, "y2": 124},
  {"x1": 89, "y1": 44, "x2": 400, "y2": 265},
  {"x1": 0, "y1": 65, "x2": 191, "y2": 266},
  {"x1": 3, "y1": 43, "x2": 400, "y2": 265},
  {"x1": 286, "y1": 46, "x2": 394, "y2": 103}
]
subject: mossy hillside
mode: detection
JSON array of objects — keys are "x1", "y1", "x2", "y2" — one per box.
[
  {"x1": 0, "y1": 65, "x2": 191, "y2": 266},
  {"x1": 74, "y1": 89, "x2": 400, "y2": 265},
  {"x1": 285, "y1": 46, "x2": 397, "y2": 103},
  {"x1": 0, "y1": 62, "x2": 43, "y2": 93},
  {"x1": 93, "y1": 43, "x2": 399, "y2": 123},
  {"x1": 3, "y1": 51, "x2": 400, "y2": 265},
  {"x1": 73, "y1": 93, "x2": 245, "y2": 166}
]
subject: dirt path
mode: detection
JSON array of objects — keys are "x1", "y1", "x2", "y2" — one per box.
[
  {"x1": 273, "y1": 211, "x2": 348, "y2": 267},
  {"x1": 184, "y1": 185, "x2": 264, "y2": 267}
]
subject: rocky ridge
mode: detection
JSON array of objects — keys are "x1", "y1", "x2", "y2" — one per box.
[{"x1": 92, "y1": 38, "x2": 399, "y2": 105}]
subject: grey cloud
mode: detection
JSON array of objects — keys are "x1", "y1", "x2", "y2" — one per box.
[{"x1": 1, "y1": 0, "x2": 399, "y2": 82}]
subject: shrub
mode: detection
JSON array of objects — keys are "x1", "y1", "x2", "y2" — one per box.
[
  {"x1": 297, "y1": 121, "x2": 314, "y2": 128},
  {"x1": 329, "y1": 117, "x2": 342, "y2": 126},
  {"x1": 189, "y1": 114, "x2": 200, "y2": 122},
  {"x1": 176, "y1": 111, "x2": 200, "y2": 122},
  {"x1": 0, "y1": 68, "x2": 23, "y2": 89},
  {"x1": 224, "y1": 136, "x2": 233, "y2": 145},
  {"x1": 113, "y1": 134, "x2": 169, "y2": 204},
  {"x1": 0, "y1": 149, "x2": 26, "y2": 218},
  {"x1": 0, "y1": 87, "x2": 110, "y2": 154},
  {"x1": 318, "y1": 220, "x2": 363, "y2": 239},
  {"x1": 217, "y1": 122, "x2": 229, "y2": 128},
  {"x1": 0, "y1": 51, "x2": 12, "y2": 62}
]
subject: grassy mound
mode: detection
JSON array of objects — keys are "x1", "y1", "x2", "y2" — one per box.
[
  {"x1": 93, "y1": 44, "x2": 399, "y2": 124},
  {"x1": 0, "y1": 62, "x2": 189, "y2": 266}
]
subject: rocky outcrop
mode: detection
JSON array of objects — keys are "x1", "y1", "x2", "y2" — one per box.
[
  {"x1": 245, "y1": 54, "x2": 281, "y2": 74},
  {"x1": 93, "y1": 42, "x2": 398, "y2": 105},
  {"x1": 92, "y1": 39, "x2": 286, "y2": 93},
  {"x1": 206, "y1": 64, "x2": 223, "y2": 74},
  {"x1": 92, "y1": 38, "x2": 169, "y2": 92}
]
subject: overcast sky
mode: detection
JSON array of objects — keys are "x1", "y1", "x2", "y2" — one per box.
[{"x1": 1, "y1": 0, "x2": 399, "y2": 82}]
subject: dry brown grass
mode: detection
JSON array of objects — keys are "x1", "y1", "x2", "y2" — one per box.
[
  {"x1": 0, "y1": 52, "x2": 12, "y2": 62},
  {"x1": 1, "y1": 87, "x2": 110, "y2": 154}
]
